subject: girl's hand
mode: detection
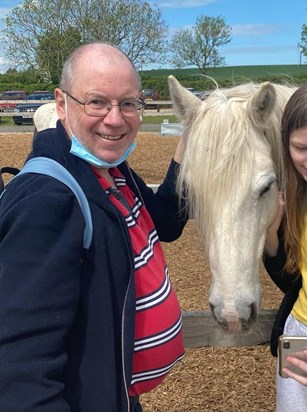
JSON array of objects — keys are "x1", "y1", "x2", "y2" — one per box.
[{"x1": 282, "y1": 349, "x2": 307, "y2": 386}]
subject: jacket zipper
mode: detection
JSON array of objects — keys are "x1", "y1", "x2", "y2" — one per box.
[{"x1": 121, "y1": 274, "x2": 132, "y2": 412}]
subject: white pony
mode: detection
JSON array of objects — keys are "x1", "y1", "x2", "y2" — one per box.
[{"x1": 168, "y1": 76, "x2": 296, "y2": 333}]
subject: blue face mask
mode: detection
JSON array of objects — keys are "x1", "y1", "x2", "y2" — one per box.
[{"x1": 70, "y1": 135, "x2": 136, "y2": 168}]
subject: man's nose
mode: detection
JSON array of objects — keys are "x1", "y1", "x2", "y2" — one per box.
[{"x1": 103, "y1": 105, "x2": 125, "y2": 124}]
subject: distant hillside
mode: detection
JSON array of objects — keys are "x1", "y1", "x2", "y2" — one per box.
[
  {"x1": 140, "y1": 65, "x2": 307, "y2": 80},
  {"x1": 140, "y1": 65, "x2": 307, "y2": 98}
]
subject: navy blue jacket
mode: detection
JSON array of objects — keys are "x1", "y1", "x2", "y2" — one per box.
[{"x1": 0, "y1": 121, "x2": 187, "y2": 411}]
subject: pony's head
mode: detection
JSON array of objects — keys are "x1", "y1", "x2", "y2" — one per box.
[{"x1": 169, "y1": 75, "x2": 295, "y2": 333}]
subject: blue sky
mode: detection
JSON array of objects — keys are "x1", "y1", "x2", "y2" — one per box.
[{"x1": 0, "y1": 0, "x2": 306, "y2": 73}]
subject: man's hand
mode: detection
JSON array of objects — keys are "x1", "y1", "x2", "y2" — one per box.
[
  {"x1": 264, "y1": 191, "x2": 285, "y2": 257},
  {"x1": 174, "y1": 128, "x2": 188, "y2": 164}
]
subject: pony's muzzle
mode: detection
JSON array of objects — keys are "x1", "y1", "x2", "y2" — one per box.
[{"x1": 209, "y1": 301, "x2": 258, "y2": 333}]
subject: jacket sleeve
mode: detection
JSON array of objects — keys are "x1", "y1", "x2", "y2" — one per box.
[
  {"x1": 263, "y1": 231, "x2": 302, "y2": 357},
  {"x1": 270, "y1": 279, "x2": 302, "y2": 357},
  {"x1": 125, "y1": 158, "x2": 188, "y2": 242},
  {"x1": 0, "y1": 174, "x2": 86, "y2": 411},
  {"x1": 263, "y1": 228, "x2": 300, "y2": 293}
]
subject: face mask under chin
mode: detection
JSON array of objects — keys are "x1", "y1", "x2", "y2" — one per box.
[
  {"x1": 69, "y1": 135, "x2": 136, "y2": 168},
  {"x1": 64, "y1": 94, "x2": 137, "y2": 168}
]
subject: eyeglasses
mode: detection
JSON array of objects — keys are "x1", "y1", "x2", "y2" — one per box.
[{"x1": 63, "y1": 90, "x2": 146, "y2": 118}]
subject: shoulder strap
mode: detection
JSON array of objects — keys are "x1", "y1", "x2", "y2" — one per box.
[
  {"x1": 0, "y1": 167, "x2": 20, "y2": 194},
  {"x1": 18, "y1": 157, "x2": 93, "y2": 250}
]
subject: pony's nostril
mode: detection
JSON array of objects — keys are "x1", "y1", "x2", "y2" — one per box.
[
  {"x1": 240, "y1": 303, "x2": 258, "y2": 332},
  {"x1": 209, "y1": 300, "x2": 257, "y2": 332},
  {"x1": 209, "y1": 302, "x2": 217, "y2": 320},
  {"x1": 249, "y1": 302, "x2": 257, "y2": 322}
]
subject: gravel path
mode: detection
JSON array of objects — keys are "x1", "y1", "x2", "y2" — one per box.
[{"x1": 0, "y1": 125, "x2": 35, "y2": 133}]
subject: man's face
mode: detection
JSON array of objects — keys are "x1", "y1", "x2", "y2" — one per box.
[{"x1": 55, "y1": 51, "x2": 141, "y2": 164}]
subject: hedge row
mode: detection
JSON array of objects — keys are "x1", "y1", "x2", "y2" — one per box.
[
  {"x1": 1, "y1": 72, "x2": 307, "y2": 99},
  {"x1": 0, "y1": 83, "x2": 55, "y2": 95},
  {"x1": 141, "y1": 74, "x2": 307, "y2": 99}
]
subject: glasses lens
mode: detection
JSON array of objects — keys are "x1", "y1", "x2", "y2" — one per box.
[
  {"x1": 120, "y1": 100, "x2": 144, "y2": 117},
  {"x1": 85, "y1": 100, "x2": 109, "y2": 117},
  {"x1": 84, "y1": 99, "x2": 145, "y2": 117}
]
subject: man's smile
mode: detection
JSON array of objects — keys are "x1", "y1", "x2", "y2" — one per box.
[{"x1": 98, "y1": 134, "x2": 124, "y2": 141}]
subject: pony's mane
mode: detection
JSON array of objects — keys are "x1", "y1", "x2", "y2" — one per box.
[{"x1": 178, "y1": 82, "x2": 295, "y2": 249}]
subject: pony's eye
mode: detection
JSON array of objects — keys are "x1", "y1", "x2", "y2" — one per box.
[{"x1": 259, "y1": 184, "x2": 272, "y2": 197}]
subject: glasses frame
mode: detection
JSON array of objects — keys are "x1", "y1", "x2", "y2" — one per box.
[{"x1": 62, "y1": 90, "x2": 146, "y2": 118}]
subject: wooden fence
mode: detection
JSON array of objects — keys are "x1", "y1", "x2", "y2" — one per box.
[{"x1": 182, "y1": 309, "x2": 276, "y2": 348}]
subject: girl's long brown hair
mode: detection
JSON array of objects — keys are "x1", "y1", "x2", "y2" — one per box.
[{"x1": 281, "y1": 84, "x2": 307, "y2": 273}]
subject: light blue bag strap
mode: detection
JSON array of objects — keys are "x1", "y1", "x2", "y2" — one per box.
[{"x1": 18, "y1": 157, "x2": 93, "y2": 250}]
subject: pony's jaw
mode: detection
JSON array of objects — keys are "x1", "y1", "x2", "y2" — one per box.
[
  {"x1": 206, "y1": 162, "x2": 279, "y2": 333},
  {"x1": 207, "y1": 191, "x2": 278, "y2": 333},
  {"x1": 207, "y1": 205, "x2": 266, "y2": 333}
]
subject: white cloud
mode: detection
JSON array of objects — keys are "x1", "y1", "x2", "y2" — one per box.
[
  {"x1": 223, "y1": 44, "x2": 296, "y2": 56},
  {"x1": 232, "y1": 23, "x2": 282, "y2": 37},
  {"x1": 150, "y1": 0, "x2": 217, "y2": 8}
]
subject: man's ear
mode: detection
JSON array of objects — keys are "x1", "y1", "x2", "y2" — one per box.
[{"x1": 54, "y1": 88, "x2": 66, "y2": 122}]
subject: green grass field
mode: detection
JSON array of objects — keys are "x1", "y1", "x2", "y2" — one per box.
[
  {"x1": 0, "y1": 117, "x2": 14, "y2": 126},
  {"x1": 140, "y1": 64, "x2": 307, "y2": 97},
  {"x1": 142, "y1": 115, "x2": 176, "y2": 124},
  {"x1": 141, "y1": 64, "x2": 307, "y2": 81}
]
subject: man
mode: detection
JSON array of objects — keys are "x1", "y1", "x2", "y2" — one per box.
[{"x1": 0, "y1": 43, "x2": 188, "y2": 411}]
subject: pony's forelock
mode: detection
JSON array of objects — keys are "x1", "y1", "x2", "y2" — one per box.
[{"x1": 177, "y1": 82, "x2": 294, "y2": 250}]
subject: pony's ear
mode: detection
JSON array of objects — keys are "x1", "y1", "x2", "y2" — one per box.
[
  {"x1": 247, "y1": 82, "x2": 277, "y2": 124},
  {"x1": 168, "y1": 75, "x2": 200, "y2": 121}
]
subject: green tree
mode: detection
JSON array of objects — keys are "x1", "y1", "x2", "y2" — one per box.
[
  {"x1": 3, "y1": 0, "x2": 80, "y2": 81},
  {"x1": 2, "y1": 0, "x2": 168, "y2": 80},
  {"x1": 36, "y1": 27, "x2": 81, "y2": 84},
  {"x1": 169, "y1": 15, "x2": 232, "y2": 73},
  {"x1": 69, "y1": 0, "x2": 168, "y2": 68},
  {"x1": 300, "y1": 24, "x2": 307, "y2": 63}
]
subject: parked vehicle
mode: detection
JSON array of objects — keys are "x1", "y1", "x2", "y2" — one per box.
[
  {"x1": 0, "y1": 90, "x2": 27, "y2": 112},
  {"x1": 0, "y1": 90, "x2": 27, "y2": 100},
  {"x1": 31, "y1": 90, "x2": 54, "y2": 95},
  {"x1": 25, "y1": 92, "x2": 54, "y2": 100},
  {"x1": 140, "y1": 88, "x2": 159, "y2": 101},
  {"x1": 186, "y1": 87, "x2": 203, "y2": 98},
  {"x1": 13, "y1": 92, "x2": 55, "y2": 125},
  {"x1": 140, "y1": 88, "x2": 160, "y2": 110},
  {"x1": 186, "y1": 87, "x2": 210, "y2": 99}
]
